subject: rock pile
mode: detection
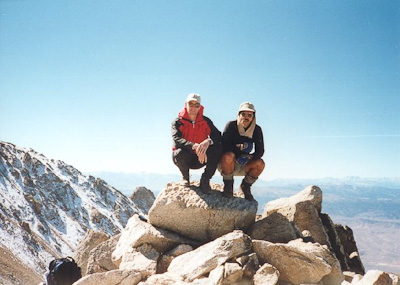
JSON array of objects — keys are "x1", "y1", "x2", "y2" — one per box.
[{"x1": 72, "y1": 183, "x2": 399, "y2": 285}]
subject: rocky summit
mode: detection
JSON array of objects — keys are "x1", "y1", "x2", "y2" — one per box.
[
  {"x1": 0, "y1": 141, "x2": 141, "y2": 281},
  {"x1": 74, "y1": 183, "x2": 399, "y2": 285}
]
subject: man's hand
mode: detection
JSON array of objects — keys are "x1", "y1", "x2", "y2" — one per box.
[{"x1": 192, "y1": 138, "x2": 210, "y2": 164}]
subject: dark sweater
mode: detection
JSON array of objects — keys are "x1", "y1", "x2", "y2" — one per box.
[{"x1": 222, "y1": 120, "x2": 264, "y2": 160}]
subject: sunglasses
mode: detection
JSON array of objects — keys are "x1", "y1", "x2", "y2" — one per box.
[
  {"x1": 240, "y1": 112, "x2": 254, "y2": 118},
  {"x1": 189, "y1": 103, "x2": 200, "y2": 108}
]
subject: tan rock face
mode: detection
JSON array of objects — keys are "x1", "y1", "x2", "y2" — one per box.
[
  {"x1": 119, "y1": 244, "x2": 159, "y2": 277},
  {"x1": 168, "y1": 230, "x2": 252, "y2": 282},
  {"x1": 157, "y1": 244, "x2": 193, "y2": 274},
  {"x1": 73, "y1": 230, "x2": 110, "y2": 276},
  {"x1": 112, "y1": 214, "x2": 198, "y2": 266},
  {"x1": 253, "y1": 263, "x2": 279, "y2": 285},
  {"x1": 86, "y1": 233, "x2": 120, "y2": 275},
  {"x1": 148, "y1": 183, "x2": 258, "y2": 241},
  {"x1": 253, "y1": 239, "x2": 344, "y2": 284}
]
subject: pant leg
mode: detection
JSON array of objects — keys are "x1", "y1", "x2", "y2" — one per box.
[
  {"x1": 202, "y1": 143, "x2": 223, "y2": 180},
  {"x1": 172, "y1": 148, "x2": 192, "y2": 179}
]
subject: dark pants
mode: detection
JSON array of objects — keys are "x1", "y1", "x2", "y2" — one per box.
[{"x1": 172, "y1": 144, "x2": 222, "y2": 180}]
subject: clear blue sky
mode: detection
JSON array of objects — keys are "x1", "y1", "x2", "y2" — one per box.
[{"x1": 1, "y1": 0, "x2": 399, "y2": 180}]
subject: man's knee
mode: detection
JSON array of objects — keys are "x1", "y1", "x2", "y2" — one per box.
[
  {"x1": 173, "y1": 148, "x2": 190, "y2": 165},
  {"x1": 256, "y1": 158, "x2": 265, "y2": 171},
  {"x1": 221, "y1": 152, "x2": 235, "y2": 166}
]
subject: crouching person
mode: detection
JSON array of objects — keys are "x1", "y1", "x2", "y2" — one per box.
[
  {"x1": 220, "y1": 102, "x2": 265, "y2": 200},
  {"x1": 172, "y1": 93, "x2": 222, "y2": 194}
]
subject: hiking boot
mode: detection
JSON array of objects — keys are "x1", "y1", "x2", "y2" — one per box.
[
  {"x1": 222, "y1": 179, "x2": 234, "y2": 198},
  {"x1": 240, "y1": 181, "x2": 254, "y2": 200},
  {"x1": 179, "y1": 175, "x2": 190, "y2": 187},
  {"x1": 200, "y1": 176, "x2": 212, "y2": 194},
  {"x1": 180, "y1": 178, "x2": 190, "y2": 187}
]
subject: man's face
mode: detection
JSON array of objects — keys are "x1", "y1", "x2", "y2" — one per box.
[
  {"x1": 186, "y1": 100, "x2": 201, "y2": 118},
  {"x1": 239, "y1": 111, "x2": 254, "y2": 128}
]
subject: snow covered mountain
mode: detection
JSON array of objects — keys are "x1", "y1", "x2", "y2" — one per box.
[{"x1": 0, "y1": 141, "x2": 139, "y2": 277}]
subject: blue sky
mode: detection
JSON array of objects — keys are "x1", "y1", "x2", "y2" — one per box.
[{"x1": 1, "y1": 0, "x2": 399, "y2": 180}]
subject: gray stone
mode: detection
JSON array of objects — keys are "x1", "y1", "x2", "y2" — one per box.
[
  {"x1": 168, "y1": 230, "x2": 252, "y2": 282},
  {"x1": 253, "y1": 239, "x2": 344, "y2": 285},
  {"x1": 253, "y1": 263, "x2": 279, "y2": 285},
  {"x1": 73, "y1": 230, "x2": 110, "y2": 276},
  {"x1": 263, "y1": 186, "x2": 331, "y2": 247},
  {"x1": 148, "y1": 183, "x2": 257, "y2": 241},
  {"x1": 119, "y1": 243, "x2": 159, "y2": 277},
  {"x1": 247, "y1": 212, "x2": 300, "y2": 243},
  {"x1": 112, "y1": 214, "x2": 198, "y2": 266},
  {"x1": 86, "y1": 234, "x2": 120, "y2": 275}
]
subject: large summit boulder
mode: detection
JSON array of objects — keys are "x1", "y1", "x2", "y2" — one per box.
[
  {"x1": 148, "y1": 182, "x2": 258, "y2": 241},
  {"x1": 262, "y1": 185, "x2": 331, "y2": 247}
]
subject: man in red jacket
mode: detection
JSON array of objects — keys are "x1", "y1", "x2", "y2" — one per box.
[
  {"x1": 172, "y1": 93, "x2": 222, "y2": 193},
  {"x1": 219, "y1": 102, "x2": 265, "y2": 200}
]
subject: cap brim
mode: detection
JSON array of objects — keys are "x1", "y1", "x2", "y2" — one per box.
[{"x1": 239, "y1": 108, "x2": 255, "y2": 112}]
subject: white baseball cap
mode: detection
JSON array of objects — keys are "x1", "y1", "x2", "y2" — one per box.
[
  {"x1": 186, "y1": 93, "x2": 201, "y2": 104},
  {"x1": 238, "y1": 102, "x2": 255, "y2": 113}
]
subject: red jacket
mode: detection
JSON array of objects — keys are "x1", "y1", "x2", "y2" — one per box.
[
  {"x1": 172, "y1": 105, "x2": 222, "y2": 151},
  {"x1": 178, "y1": 106, "x2": 210, "y2": 144}
]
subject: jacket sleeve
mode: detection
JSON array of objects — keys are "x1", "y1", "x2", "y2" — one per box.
[
  {"x1": 252, "y1": 125, "x2": 265, "y2": 160},
  {"x1": 171, "y1": 118, "x2": 194, "y2": 150},
  {"x1": 222, "y1": 121, "x2": 242, "y2": 157},
  {"x1": 204, "y1": 116, "x2": 222, "y2": 145}
]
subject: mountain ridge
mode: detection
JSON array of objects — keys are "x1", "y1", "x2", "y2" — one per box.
[{"x1": 0, "y1": 141, "x2": 140, "y2": 279}]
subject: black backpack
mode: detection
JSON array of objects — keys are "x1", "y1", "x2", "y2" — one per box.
[{"x1": 46, "y1": 256, "x2": 82, "y2": 285}]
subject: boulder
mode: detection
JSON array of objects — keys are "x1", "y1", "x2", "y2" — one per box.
[
  {"x1": 335, "y1": 224, "x2": 365, "y2": 275},
  {"x1": 253, "y1": 263, "x2": 279, "y2": 285},
  {"x1": 355, "y1": 270, "x2": 393, "y2": 285},
  {"x1": 247, "y1": 212, "x2": 300, "y2": 243},
  {"x1": 157, "y1": 244, "x2": 193, "y2": 273},
  {"x1": 221, "y1": 262, "x2": 243, "y2": 284},
  {"x1": 253, "y1": 239, "x2": 344, "y2": 284},
  {"x1": 73, "y1": 230, "x2": 110, "y2": 276},
  {"x1": 112, "y1": 214, "x2": 198, "y2": 266},
  {"x1": 168, "y1": 230, "x2": 252, "y2": 282},
  {"x1": 263, "y1": 185, "x2": 331, "y2": 247},
  {"x1": 73, "y1": 269, "x2": 143, "y2": 285},
  {"x1": 119, "y1": 243, "x2": 159, "y2": 277},
  {"x1": 208, "y1": 265, "x2": 225, "y2": 285},
  {"x1": 264, "y1": 185, "x2": 323, "y2": 213},
  {"x1": 236, "y1": 253, "x2": 260, "y2": 278},
  {"x1": 148, "y1": 183, "x2": 257, "y2": 241},
  {"x1": 86, "y1": 233, "x2": 120, "y2": 274},
  {"x1": 130, "y1": 187, "x2": 156, "y2": 215}
]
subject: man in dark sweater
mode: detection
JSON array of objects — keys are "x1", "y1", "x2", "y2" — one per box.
[
  {"x1": 171, "y1": 93, "x2": 222, "y2": 193},
  {"x1": 219, "y1": 102, "x2": 265, "y2": 200}
]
